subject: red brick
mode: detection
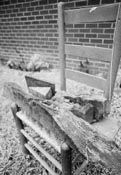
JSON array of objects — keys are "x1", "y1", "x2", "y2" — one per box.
[
  {"x1": 88, "y1": 0, "x2": 100, "y2": 5},
  {"x1": 31, "y1": 1, "x2": 38, "y2": 6},
  {"x1": 79, "y1": 38, "x2": 89, "y2": 42},
  {"x1": 49, "y1": 9, "x2": 57, "y2": 14},
  {"x1": 98, "y1": 34, "x2": 110, "y2": 38},
  {"x1": 68, "y1": 29, "x2": 78, "y2": 33},
  {"x1": 75, "y1": 1, "x2": 87, "y2": 7},
  {"x1": 104, "y1": 29, "x2": 114, "y2": 33},
  {"x1": 102, "y1": 0, "x2": 114, "y2": 4},
  {"x1": 99, "y1": 23, "x2": 112, "y2": 28},
  {"x1": 86, "y1": 23, "x2": 97, "y2": 28},
  {"x1": 65, "y1": 24, "x2": 73, "y2": 28},
  {"x1": 74, "y1": 24, "x2": 85, "y2": 28},
  {"x1": 80, "y1": 29, "x2": 90, "y2": 33},
  {"x1": 103, "y1": 39, "x2": 113, "y2": 44},
  {"x1": 74, "y1": 34, "x2": 84, "y2": 37},
  {"x1": 68, "y1": 38, "x2": 78, "y2": 42},
  {"x1": 91, "y1": 29, "x2": 103, "y2": 33},
  {"x1": 64, "y1": 2, "x2": 75, "y2": 9},
  {"x1": 86, "y1": 34, "x2": 97, "y2": 38},
  {"x1": 91, "y1": 39, "x2": 102, "y2": 43}
]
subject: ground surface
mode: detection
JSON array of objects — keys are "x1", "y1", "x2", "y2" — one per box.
[{"x1": 0, "y1": 64, "x2": 121, "y2": 175}]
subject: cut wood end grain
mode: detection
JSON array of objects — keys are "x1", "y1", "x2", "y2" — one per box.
[{"x1": 29, "y1": 86, "x2": 53, "y2": 100}]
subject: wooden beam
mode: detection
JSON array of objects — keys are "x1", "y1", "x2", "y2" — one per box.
[
  {"x1": 58, "y1": 2, "x2": 66, "y2": 91},
  {"x1": 4, "y1": 82, "x2": 121, "y2": 174},
  {"x1": 105, "y1": 4, "x2": 121, "y2": 101},
  {"x1": 61, "y1": 143, "x2": 72, "y2": 175},
  {"x1": 65, "y1": 44, "x2": 112, "y2": 62},
  {"x1": 64, "y1": 3, "x2": 119, "y2": 24},
  {"x1": 66, "y1": 69, "x2": 106, "y2": 91},
  {"x1": 11, "y1": 103, "x2": 29, "y2": 155}
]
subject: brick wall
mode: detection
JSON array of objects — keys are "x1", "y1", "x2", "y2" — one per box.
[{"x1": 0, "y1": 0, "x2": 120, "y2": 76}]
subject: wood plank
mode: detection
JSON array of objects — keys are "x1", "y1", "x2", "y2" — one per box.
[
  {"x1": 65, "y1": 44, "x2": 112, "y2": 62},
  {"x1": 64, "y1": 3, "x2": 119, "y2": 24},
  {"x1": 58, "y1": 2, "x2": 66, "y2": 91},
  {"x1": 105, "y1": 4, "x2": 121, "y2": 100},
  {"x1": 23, "y1": 101, "x2": 121, "y2": 175},
  {"x1": 61, "y1": 143, "x2": 72, "y2": 175},
  {"x1": 66, "y1": 69, "x2": 106, "y2": 91},
  {"x1": 25, "y1": 76, "x2": 55, "y2": 96},
  {"x1": 11, "y1": 104, "x2": 29, "y2": 154},
  {"x1": 17, "y1": 111, "x2": 61, "y2": 152},
  {"x1": 4, "y1": 83, "x2": 121, "y2": 174},
  {"x1": 25, "y1": 143, "x2": 58, "y2": 175},
  {"x1": 21, "y1": 129, "x2": 62, "y2": 171}
]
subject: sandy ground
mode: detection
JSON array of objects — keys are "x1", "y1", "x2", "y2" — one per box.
[{"x1": 0, "y1": 65, "x2": 121, "y2": 175}]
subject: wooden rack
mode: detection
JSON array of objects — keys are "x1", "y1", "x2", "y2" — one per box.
[{"x1": 11, "y1": 103, "x2": 75, "y2": 175}]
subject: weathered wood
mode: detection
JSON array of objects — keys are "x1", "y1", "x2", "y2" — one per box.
[
  {"x1": 64, "y1": 3, "x2": 118, "y2": 24},
  {"x1": 4, "y1": 82, "x2": 121, "y2": 174},
  {"x1": 25, "y1": 76, "x2": 55, "y2": 96},
  {"x1": 61, "y1": 143, "x2": 72, "y2": 175},
  {"x1": 58, "y1": 2, "x2": 121, "y2": 116},
  {"x1": 29, "y1": 86, "x2": 53, "y2": 100},
  {"x1": 11, "y1": 103, "x2": 29, "y2": 154},
  {"x1": 17, "y1": 111, "x2": 61, "y2": 152},
  {"x1": 65, "y1": 44, "x2": 112, "y2": 62},
  {"x1": 71, "y1": 103, "x2": 94, "y2": 124},
  {"x1": 25, "y1": 143, "x2": 58, "y2": 175},
  {"x1": 66, "y1": 69, "x2": 107, "y2": 91},
  {"x1": 21, "y1": 129, "x2": 62, "y2": 171},
  {"x1": 74, "y1": 159, "x2": 88, "y2": 175},
  {"x1": 58, "y1": 2, "x2": 66, "y2": 91},
  {"x1": 105, "y1": 4, "x2": 121, "y2": 101}
]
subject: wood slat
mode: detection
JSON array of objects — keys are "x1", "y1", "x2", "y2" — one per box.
[
  {"x1": 17, "y1": 111, "x2": 61, "y2": 152},
  {"x1": 25, "y1": 143, "x2": 58, "y2": 175},
  {"x1": 105, "y1": 4, "x2": 121, "y2": 100},
  {"x1": 58, "y1": 2, "x2": 66, "y2": 91},
  {"x1": 21, "y1": 129, "x2": 62, "y2": 171},
  {"x1": 64, "y1": 3, "x2": 119, "y2": 24},
  {"x1": 65, "y1": 44, "x2": 112, "y2": 62},
  {"x1": 66, "y1": 69, "x2": 106, "y2": 91},
  {"x1": 74, "y1": 160, "x2": 88, "y2": 175}
]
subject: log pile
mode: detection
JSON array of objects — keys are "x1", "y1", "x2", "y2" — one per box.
[{"x1": 3, "y1": 82, "x2": 121, "y2": 174}]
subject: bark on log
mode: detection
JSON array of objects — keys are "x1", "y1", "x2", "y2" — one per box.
[{"x1": 3, "y1": 82, "x2": 121, "y2": 174}]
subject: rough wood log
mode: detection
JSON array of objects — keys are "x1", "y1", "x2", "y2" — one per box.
[
  {"x1": 64, "y1": 95, "x2": 106, "y2": 121},
  {"x1": 3, "y1": 82, "x2": 121, "y2": 174},
  {"x1": 70, "y1": 103, "x2": 94, "y2": 123}
]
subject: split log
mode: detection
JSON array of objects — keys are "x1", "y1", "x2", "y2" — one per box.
[{"x1": 3, "y1": 82, "x2": 121, "y2": 174}]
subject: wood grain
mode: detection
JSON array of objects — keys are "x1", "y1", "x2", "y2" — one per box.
[
  {"x1": 66, "y1": 69, "x2": 106, "y2": 91},
  {"x1": 65, "y1": 3, "x2": 118, "y2": 24},
  {"x1": 4, "y1": 82, "x2": 121, "y2": 174},
  {"x1": 65, "y1": 44, "x2": 112, "y2": 62}
]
